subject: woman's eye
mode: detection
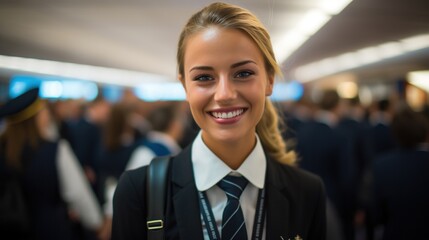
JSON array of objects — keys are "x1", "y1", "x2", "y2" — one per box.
[
  {"x1": 193, "y1": 75, "x2": 213, "y2": 81},
  {"x1": 235, "y1": 71, "x2": 253, "y2": 78}
]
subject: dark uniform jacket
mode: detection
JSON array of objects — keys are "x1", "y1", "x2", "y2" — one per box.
[
  {"x1": 112, "y1": 144, "x2": 326, "y2": 240},
  {"x1": 373, "y1": 149, "x2": 429, "y2": 240},
  {"x1": 1, "y1": 141, "x2": 75, "y2": 240}
]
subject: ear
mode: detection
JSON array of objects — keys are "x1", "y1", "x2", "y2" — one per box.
[
  {"x1": 178, "y1": 74, "x2": 189, "y2": 101},
  {"x1": 265, "y1": 74, "x2": 274, "y2": 96}
]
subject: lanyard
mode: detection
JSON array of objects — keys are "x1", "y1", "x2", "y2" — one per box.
[{"x1": 198, "y1": 188, "x2": 266, "y2": 240}]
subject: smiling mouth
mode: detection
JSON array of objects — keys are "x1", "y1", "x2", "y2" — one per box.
[{"x1": 209, "y1": 108, "x2": 246, "y2": 119}]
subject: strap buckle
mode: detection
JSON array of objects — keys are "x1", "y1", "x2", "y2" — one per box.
[{"x1": 147, "y1": 220, "x2": 164, "y2": 230}]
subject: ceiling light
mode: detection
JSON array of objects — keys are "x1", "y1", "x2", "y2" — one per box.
[
  {"x1": 401, "y1": 34, "x2": 429, "y2": 52},
  {"x1": 320, "y1": 0, "x2": 354, "y2": 15},
  {"x1": 408, "y1": 70, "x2": 429, "y2": 92},
  {"x1": 40, "y1": 81, "x2": 63, "y2": 98},
  {"x1": 274, "y1": 32, "x2": 308, "y2": 64},
  {"x1": 9, "y1": 75, "x2": 99, "y2": 101},
  {"x1": 337, "y1": 81, "x2": 358, "y2": 99},
  {"x1": 296, "y1": 10, "x2": 330, "y2": 36},
  {"x1": 336, "y1": 52, "x2": 359, "y2": 69},
  {"x1": 358, "y1": 86, "x2": 373, "y2": 106},
  {"x1": 355, "y1": 46, "x2": 380, "y2": 65},
  {"x1": 273, "y1": 0, "x2": 354, "y2": 63},
  {"x1": 0, "y1": 55, "x2": 174, "y2": 88},
  {"x1": 294, "y1": 33, "x2": 429, "y2": 82},
  {"x1": 134, "y1": 83, "x2": 186, "y2": 102},
  {"x1": 377, "y1": 42, "x2": 404, "y2": 59}
]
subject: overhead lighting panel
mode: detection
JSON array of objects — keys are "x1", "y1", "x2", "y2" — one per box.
[
  {"x1": 294, "y1": 33, "x2": 429, "y2": 82},
  {"x1": 0, "y1": 55, "x2": 174, "y2": 88},
  {"x1": 273, "y1": 0, "x2": 353, "y2": 64},
  {"x1": 408, "y1": 70, "x2": 429, "y2": 92}
]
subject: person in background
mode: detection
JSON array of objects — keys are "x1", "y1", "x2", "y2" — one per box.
[
  {"x1": 70, "y1": 95, "x2": 111, "y2": 194},
  {"x1": 98, "y1": 102, "x2": 184, "y2": 239},
  {"x1": 47, "y1": 99, "x2": 83, "y2": 152},
  {"x1": 125, "y1": 103, "x2": 182, "y2": 170},
  {"x1": 0, "y1": 88, "x2": 104, "y2": 240},
  {"x1": 355, "y1": 98, "x2": 397, "y2": 240},
  {"x1": 280, "y1": 96, "x2": 313, "y2": 144},
  {"x1": 337, "y1": 97, "x2": 371, "y2": 180},
  {"x1": 372, "y1": 106, "x2": 429, "y2": 240},
  {"x1": 125, "y1": 102, "x2": 184, "y2": 170},
  {"x1": 96, "y1": 103, "x2": 149, "y2": 240},
  {"x1": 112, "y1": 2, "x2": 326, "y2": 240},
  {"x1": 146, "y1": 102, "x2": 183, "y2": 155},
  {"x1": 99, "y1": 103, "x2": 144, "y2": 185},
  {"x1": 177, "y1": 103, "x2": 200, "y2": 148},
  {"x1": 369, "y1": 99, "x2": 396, "y2": 157},
  {"x1": 335, "y1": 97, "x2": 373, "y2": 239},
  {"x1": 296, "y1": 89, "x2": 355, "y2": 240}
]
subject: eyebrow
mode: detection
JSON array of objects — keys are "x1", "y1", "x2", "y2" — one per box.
[
  {"x1": 189, "y1": 60, "x2": 257, "y2": 73},
  {"x1": 231, "y1": 60, "x2": 256, "y2": 68}
]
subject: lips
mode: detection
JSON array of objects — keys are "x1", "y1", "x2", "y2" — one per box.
[{"x1": 209, "y1": 108, "x2": 246, "y2": 119}]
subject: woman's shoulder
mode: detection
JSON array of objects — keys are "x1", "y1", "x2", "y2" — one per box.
[
  {"x1": 268, "y1": 158, "x2": 324, "y2": 195},
  {"x1": 114, "y1": 165, "x2": 149, "y2": 204},
  {"x1": 119, "y1": 165, "x2": 149, "y2": 186},
  {"x1": 270, "y1": 158, "x2": 321, "y2": 180}
]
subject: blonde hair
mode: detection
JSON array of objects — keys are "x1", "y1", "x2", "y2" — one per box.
[{"x1": 177, "y1": 2, "x2": 296, "y2": 165}]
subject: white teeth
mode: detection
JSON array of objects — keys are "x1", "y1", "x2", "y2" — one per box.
[{"x1": 211, "y1": 109, "x2": 244, "y2": 119}]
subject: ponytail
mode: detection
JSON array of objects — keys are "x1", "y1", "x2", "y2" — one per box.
[{"x1": 256, "y1": 99, "x2": 296, "y2": 165}]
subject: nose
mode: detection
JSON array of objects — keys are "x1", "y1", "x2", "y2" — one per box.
[{"x1": 214, "y1": 75, "x2": 236, "y2": 103}]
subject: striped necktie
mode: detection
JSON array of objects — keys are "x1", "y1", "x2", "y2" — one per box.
[{"x1": 217, "y1": 175, "x2": 249, "y2": 240}]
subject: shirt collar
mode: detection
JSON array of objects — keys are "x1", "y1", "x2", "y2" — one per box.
[{"x1": 192, "y1": 131, "x2": 266, "y2": 191}]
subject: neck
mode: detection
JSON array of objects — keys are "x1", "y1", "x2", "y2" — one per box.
[{"x1": 202, "y1": 134, "x2": 256, "y2": 170}]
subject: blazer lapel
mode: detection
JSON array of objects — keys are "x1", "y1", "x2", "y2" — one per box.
[
  {"x1": 265, "y1": 158, "x2": 291, "y2": 240},
  {"x1": 169, "y1": 147, "x2": 294, "y2": 239},
  {"x1": 171, "y1": 146, "x2": 204, "y2": 240}
]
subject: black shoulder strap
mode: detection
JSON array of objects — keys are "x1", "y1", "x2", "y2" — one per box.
[{"x1": 146, "y1": 155, "x2": 171, "y2": 240}]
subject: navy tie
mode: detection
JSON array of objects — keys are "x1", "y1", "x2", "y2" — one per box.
[{"x1": 217, "y1": 175, "x2": 249, "y2": 240}]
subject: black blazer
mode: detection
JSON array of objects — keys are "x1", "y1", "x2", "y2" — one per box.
[
  {"x1": 373, "y1": 149, "x2": 429, "y2": 240},
  {"x1": 296, "y1": 120, "x2": 355, "y2": 215},
  {"x1": 112, "y1": 145, "x2": 326, "y2": 240}
]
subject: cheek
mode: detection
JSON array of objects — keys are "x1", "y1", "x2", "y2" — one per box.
[
  {"x1": 246, "y1": 83, "x2": 268, "y2": 116},
  {"x1": 185, "y1": 85, "x2": 200, "y2": 108},
  {"x1": 185, "y1": 83, "x2": 210, "y2": 102},
  {"x1": 248, "y1": 82, "x2": 267, "y2": 100},
  {"x1": 187, "y1": 91, "x2": 205, "y2": 112}
]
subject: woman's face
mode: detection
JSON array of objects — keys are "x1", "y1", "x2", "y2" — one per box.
[{"x1": 181, "y1": 27, "x2": 273, "y2": 146}]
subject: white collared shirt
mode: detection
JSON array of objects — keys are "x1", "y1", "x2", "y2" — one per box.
[
  {"x1": 56, "y1": 140, "x2": 103, "y2": 229},
  {"x1": 192, "y1": 131, "x2": 266, "y2": 240}
]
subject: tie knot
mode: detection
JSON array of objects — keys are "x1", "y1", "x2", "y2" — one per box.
[{"x1": 217, "y1": 175, "x2": 248, "y2": 200}]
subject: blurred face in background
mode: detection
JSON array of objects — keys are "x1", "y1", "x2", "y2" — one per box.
[
  {"x1": 36, "y1": 104, "x2": 58, "y2": 140},
  {"x1": 181, "y1": 27, "x2": 273, "y2": 148}
]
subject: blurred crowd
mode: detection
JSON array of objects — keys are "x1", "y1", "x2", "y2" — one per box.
[
  {"x1": 280, "y1": 89, "x2": 429, "y2": 240},
  {"x1": 0, "y1": 89, "x2": 199, "y2": 240},
  {"x1": 1, "y1": 85, "x2": 429, "y2": 240}
]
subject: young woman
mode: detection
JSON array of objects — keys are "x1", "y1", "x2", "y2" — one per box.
[
  {"x1": 112, "y1": 2, "x2": 326, "y2": 240},
  {"x1": 0, "y1": 88, "x2": 104, "y2": 240}
]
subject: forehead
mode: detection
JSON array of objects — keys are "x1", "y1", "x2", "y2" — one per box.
[{"x1": 183, "y1": 27, "x2": 264, "y2": 67}]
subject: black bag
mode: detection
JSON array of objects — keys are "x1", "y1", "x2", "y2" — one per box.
[
  {"x1": 0, "y1": 174, "x2": 30, "y2": 234},
  {"x1": 146, "y1": 156, "x2": 171, "y2": 240}
]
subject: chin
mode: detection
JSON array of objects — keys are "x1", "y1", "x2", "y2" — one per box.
[{"x1": 209, "y1": 129, "x2": 246, "y2": 143}]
